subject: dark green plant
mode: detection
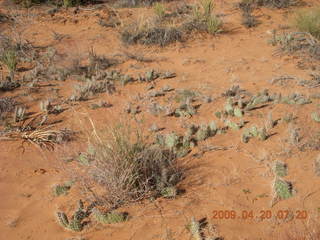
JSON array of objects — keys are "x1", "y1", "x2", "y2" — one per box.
[
  {"x1": 92, "y1": 208, "x2": 128, "y2": 224},
  {"x1": 56, "y1": 200, "x2": 88, "y2": 232}
]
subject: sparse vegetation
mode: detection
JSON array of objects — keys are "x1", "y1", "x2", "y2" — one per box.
[
  {"x1": 92, "y1": 208, "x2": 128, "y2": 224},
  {"x1": 0, "y1": 49, "x2": 17, "y2": 80},
  {"x1": 294, "y1": 8, "x2": 320, "y2": 40},
  {"x1": 79, "y1": 122, "x2": 184, "y2": 208},
  {"x1": 56, "y1": 200, "x2": 89, "y2": 232},
  {"x1": 53, "y1": 182, "x2": 73, "y2": 196},
  {"x1": 274, "y1": 179, "x2": 293, "y2": 200}
]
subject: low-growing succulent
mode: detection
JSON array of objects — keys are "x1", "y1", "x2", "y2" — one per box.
[
  {"x1": 273, "y1": 161, "x2": 288, "y2": 177},
  {"x1": 165, "y1": 133, "x2": 180, "y2": 149},
  {"x1": 274, "y1": 179, "x2": 293, "y2": 200},
  {"x1": 311, "y1": 112, "x2": 320, "y2": 123},
  {"x1": 224, "y1": 98, "x2": 234, "y2": 116},
  {"x1": 90, "y1": 100, "x2": 112, "y2": 110},
  {"x1": 242, "y1": 126, "x2": 268, "y2": 143},
  {"x1": 187, "y1": 217, "x2": 202, "y2": 240},
  {"x1": 245, "y1": 91, "x2": 272, "y2": 111},
  {"x1": 53, "y1": 181, "x2": 73, "y2": 197},
  {"x1": 234, "y1": 107, "x2": 243, "y2": 117},
  {"x1": 56, "y1": 200, "x2": 88, "y2": 232},
  {"x1": 175, "y1": 103, "x2": 196, "y2": 118},
  {"x1": 280, "y1": 93, "x2": 311, "y2": 105},
  {"x1": 161, "y1": 186, "x2": 178, "y2": 198},
  {"x1": 195, "y1": 124, "x2": 210, "y2": 141},
  {"x1": 92, "y1": 208, "x2": 128, "y2": 224},
  {"x1": 224, "y1": 119, "x2": 244, "y2": 130}
]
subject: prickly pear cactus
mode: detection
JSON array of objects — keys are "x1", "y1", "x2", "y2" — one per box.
[
  {"x1": 92, "y1": 208, "x2": 127, "y2": 224},
  {"x1": 196, "y1": 125, "x2": 210, "y2": 141},
  {"x1": 274, "y1": 179, "x2": 293, "y2": 200},
  {"x1": 165, "y1": 133, "x2": 179, "y2": 149},
  {"x1": 55, "y1": 200, "x2": 88, "y2": 232},
  {"x1": 311, "y1": 112, "x2": 320, "y2": 123},
  {"x1": 234, "y1": 107, "x2": 243, "y2": 117}
]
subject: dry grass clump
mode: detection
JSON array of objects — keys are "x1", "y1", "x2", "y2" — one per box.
[
  {"x1": 294, "y1": 8, "x2": 320, "y2": 40},
  {"x1": 182, "y1": 0, "x2": 223, "y2": 34},
  {"x1": 11, "y1": 0, "x2": 96, "y2": 7},
  {"x1": 256, "y1": 0, "x2": 299, "y2": 8},
  {"x1": 121, "y1": 0, "x2": 223, "y2": 46},
  {"x1": 0, "y1": 97, "x2": 16, "y2": 121},
  {"x1": 270, "y1": 31, "x2": 320, "y2": 60},
  {"x1": 121, "y1": 18, "x2": 183, "y2": 47},
  {"x1": 0, "y1": 114, "x2": 74, "y2": 150},
  {"x1": 80, "y1": 122, "x2": 183, "y2": 208},
  {"x1": 239, "y1": 0, "x2": 299, "y2": 9}
]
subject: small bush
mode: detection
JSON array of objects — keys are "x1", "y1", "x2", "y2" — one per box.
[
  {"x1": 56, "y1": 200, "x2": 89, "y2": 232},
  {"x1": 0, "y1": 49, "x2": 17, "y2": 80},
  {"x1": 92, "y1": 208, "x2": 128, "y2": 224},
  {"x1": 294, "y1": 8, "x2": 320, "y2": 40},
  {"x1": 183, "y1": 0, "x2": 223, "y2": 34},
  {"x1": 238, "y1": 0, "x2": 259, "y2": 28},
  {"x1": 121, "y1": 21, "x2": 183, "y2": 46},
  {"x1": 154, "y1": 2, "x2": 166, "y2": 18},
  {"x1": 82, "y1": 123, "x2": 183, "y2": 208}
]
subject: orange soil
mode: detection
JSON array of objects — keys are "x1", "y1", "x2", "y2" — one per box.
[{"x1": 1, "y1": 0, "x2": 320, "y2": 239}]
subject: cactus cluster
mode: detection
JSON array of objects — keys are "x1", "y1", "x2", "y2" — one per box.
[
  {"x1": 242, "y1": 126, "x2": 268, "y2": 143},
  {"x1": 56, "y1": 200, "x2": 89, "y2": 232},
  {"x1": 224, "y1": 119, "x2": 244, "y2": 130},
  {"x1": 155, "y1": 121, "x2": 219, "y2": 156},
  {"x1": 139, "y1": 69, "x2": 160, "y2": 82},
  {"x1": 70, "y1": 79, "x2": 115, "y2": 101},
  {"x1": 77, "y1": 145, "x2": 96, "y2": 166},
  {"x1": 175, "y1": 102, "x2": 197, "y2": 118},
  {"x1": 279, "y1": 93, "x2": 311, "y2": 105},
  {"x1": 244, "y1": 90, "x2": 272, "y2": 111},
  {"x1": 92, "y1": 208, "x2": 128, "y2": 224},
  {"x1": 160, "y1": 186, "x2": 178, "y2": 198}
]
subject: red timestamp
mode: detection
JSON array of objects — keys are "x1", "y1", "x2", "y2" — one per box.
[{"x1": 212, "y1": 210, "x2": 308, "y2": 220}]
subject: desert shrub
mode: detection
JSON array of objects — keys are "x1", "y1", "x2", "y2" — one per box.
[
  {"x1": 238, "y1": 0, "x2": 259, "y2": 28},
  {"x1": 121, "y1": 0, "x2": 223, "y2": 46},
  {"x1": 256, "y1": 0, "x2": 298, "y2": 8},
  {"x1": 11, "y1": 0, "x2": 96, "y2": 7},
  {"x1": 121, "y1": 20, "x2": 183, "y2": 46},
  {"x1": 0, "y1": 49, "x2": 17, "y2": 80},
  {"x1": 116, "y1": 0, "x2": 170, "y2": 8},
  {"x1": 81, "y1": 123, "x2": 183, "y2": 208},
  {"x1": 154, "y1": 2, "x2": 166, "y2": 18},
  {"x1": 294, "y1": 8, "x2": 320, "y2": 40},
  {"x1": 238, "y1": 0, "x2": 298, "y2": 9},
  {"x1": 182, "y1": 0, "x2": 223, "y2": 34},
  {"x1": 270, "y1": 31, "x2": 320, "y2": 60}
]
